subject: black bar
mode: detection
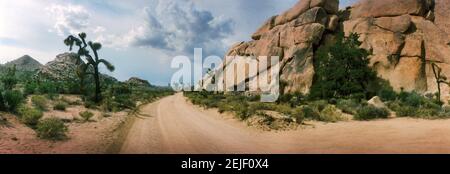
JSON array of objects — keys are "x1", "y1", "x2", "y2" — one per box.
[{"x1": 0, "y1": 155, "x2": 448, "y2": 173}]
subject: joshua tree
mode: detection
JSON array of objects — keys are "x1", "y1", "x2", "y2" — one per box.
[
  {"x1": 64, "y1": 33, "x2": 115, "y2": 103},
  {"x1": 431, "y1": 62, "x2": 450, "y2": 102}
]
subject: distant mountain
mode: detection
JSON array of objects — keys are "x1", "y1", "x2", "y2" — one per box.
[
  {"x1": 125, "y1": 77, "x2": 152, "y2": 87},
  {"x1": 3, "y1": 55, "x2": 43, "y2": 72}
]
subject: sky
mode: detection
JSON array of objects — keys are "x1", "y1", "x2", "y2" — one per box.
[{"x1": 0, "y1": 0, "x2": 358, "y2": 86}]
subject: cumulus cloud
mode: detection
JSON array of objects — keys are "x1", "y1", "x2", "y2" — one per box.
[
  {"x1": 46, "y1": 4, "x2": 91, "y2": 36},
  {"x1": 125, "y1": 0, "x2": 234, "y2": 55}
]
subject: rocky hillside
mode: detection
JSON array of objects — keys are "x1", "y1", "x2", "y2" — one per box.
[
  {"x1": 125, "y1": 77, "x2": 151, "y2": 87},
  {"x1": 204, "y1": 0, "x2": 450, "y2": 101},
  {"x1": 36, "y1": 53, "x2": 82, "y2": 81},
  {"x1": 1, "y1": 55, "x2": 42, "y2": 72},
  {"x1": 36, "y1": 53, "x2": 118, "y2": 83}
]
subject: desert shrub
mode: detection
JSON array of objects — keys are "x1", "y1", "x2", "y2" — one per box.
[
  {"x1": 79, "y1": 111, "x2": 94, "y2": 122},
  {"x1": 70, "y1": 100, "x2": 83, "y2": 106},
  {"x1": 299, "y1": 105, "x2": 320, "y2": 120},
  {"x1": 400, "y1": 92, "x2": 424, "y2": 107},
  {"x1": 249, "y1": 102, "x2": 275, "y2": 111},
  {"x1": 31, "y1": 95, "x2": 48, "y2": 111},
  {"x1": 273, "y1": 104, "x2": 292, "y2": 116},
  {"x1": 53, "y1": 102, "x2": 67, "y2": 111},
  {"x1": 46, "y1": 93, "x2": 59, "y2": 100},
  {"x1": 377, "y1": 88, "x2": 397, "y2": 101},
  {"x1": 3, "y1": 90, "x2": 24, "y2": 112},
  {"x1": 279, "y1": 92, "x2": 306, "y2": 107},
  {"x1": 217, "y1": 102, "x2": 232, "y2": 113},
  {"x1": 84, "y1": 100, "x2": 97, "y2": 109},
  {"x1": 416, "y1": 108, "x2": 440, "y2": 118},
  {"x1": 318, "y1": 105, "x2": 344, "y2": 122},
  {"x1": 395, "y1": 106, "x2": 417, "y2": 117},
  {"x1": 37, "y1": 81, "x2": 58, "y2": 94},
  {"x1": 308, "y1": 100, "x2": 328, "y2": 112},
  {"x1": 423, "y1": 100, "x2": 442, "y2": 110},
  {"x1": 292, "y1": 107, "x2": 305, "y2": 124},
  {"x1": 24, "y1": 82, "x2": 38, "y2": 95},
  {"x1": 355, "y1": 106, "x2": 390, "y2": 120},
  {"x1": 336, "y1": 99, "x2": 360, "y2": 115},
  {"x1": 100, "y1": 97, "x2": 119, "y2": 112},
  {"x1": 232, "y1": 102, "x2": 253, "y2": 120},
  {"x1": 114, "y1": 94, "x2": 136, "y2": 109},
  {"x1": 387, "y1": 100, "x2": 402, "y2": 112},
  {"x1": 438, "y1": 110, "x2": 450, "y2": 118},
  {"x1": 18, "y1": 105, "x2": 43, "y2": 127},
  {"x1": 36, "y1": 118, "x2": 68, "y2": 140},
  {"x1": 257, "y1": 112, "x2": 276, "y2": 126}
]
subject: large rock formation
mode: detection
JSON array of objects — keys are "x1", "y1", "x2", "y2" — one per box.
[
  {"x1": 344, "y1": 0, "x2": 450, "y2": 101},
  {"x1": 204, "y1": 0, "x2": 450, "y2": 101},
  {"x1": 435, "y1": 0, "x2": 450, "y2": 40},
  {"x1": 204, "y1": 0, "x2": 340, "y2": 93}
]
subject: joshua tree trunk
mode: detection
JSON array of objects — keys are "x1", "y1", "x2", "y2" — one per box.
[{"x1": 94, "y1": 66, "x2": 101, "y2": 103}]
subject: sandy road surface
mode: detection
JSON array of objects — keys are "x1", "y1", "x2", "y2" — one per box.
[{"x1": 119, "y1": 93, "x2": 450, "y2": 154}]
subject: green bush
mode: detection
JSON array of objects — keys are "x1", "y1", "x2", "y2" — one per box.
[
  {"x1": 31, "y1": 95, "x2": 48, "y2": 111},
  {"x1": 387, "y1": 100, "x2": 402, "y2": 111},
  {"x1": 232, "y1": 102, "x2": 253, "y2": 120},
  {"x1": 423, "y1": 100, "x2": 442, "y2": 110},
  {"x1": 318, "y1": 105, "x2": 344, "y2": 122},
  {"x1": 217, "y1": 102, "x2": 232, "y2": 113},
  {"x1": 24, "y1": 82, "x2": 38, "y2": 95},
  {"x1": 292, "y1": 107, "x2": 305, "y2": 124},
  {"x1": 400, "y1": 92, "x2": 424, "y2": 107},
  {"x1": 416, "y1": 108, "x2": 440, "y2": 118},
  {"x1": 273, "y1": 104, "x2": 292, "y2": 116},
  {"x1": 308, "y1": 100, "x2": 328, "y2": 112},
  {"x1": 395, "y1": 106, "x2": 417, "y2": 117},
  {"x1": 46, "y1": 93, "x2": 59, "y2": 101},
  {"x1": 3, "y1": 90, "x2": 24, "y2": 112},
  {"x1": 53, "y1": 102, "x2": 67, "y2": 111},
  {"x1": 79, "y1": 111, "x2": 94, "y2": 122},
  {"x1": 36, "y1": 118, "x2": 68, "y2": 140},
  {"x1": 84, "y1": 100, "x2": 97, "y2": 109},
  {"x1": 355, "y1": 106, "x2": 390, "y2": 120},
  {"x1": 249, "y1": 102, "x2": 275, "y2": 111},
  {"x1": 18, "y1": 106, "x2": 43, "y2": 127},
  {"x1": 378, "y1": 88, "x2": 397, "y2": 101},
  {"x1": 300, "y1": 105, "x2": 320, "y2": 120},
  {"x1": 336, "y1": 99, "x2": 360, "y2": 115}
]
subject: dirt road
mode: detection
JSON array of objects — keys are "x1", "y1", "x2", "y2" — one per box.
[{"x1": 119, "y1": 93, "x2": 450, "y2": 154}]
